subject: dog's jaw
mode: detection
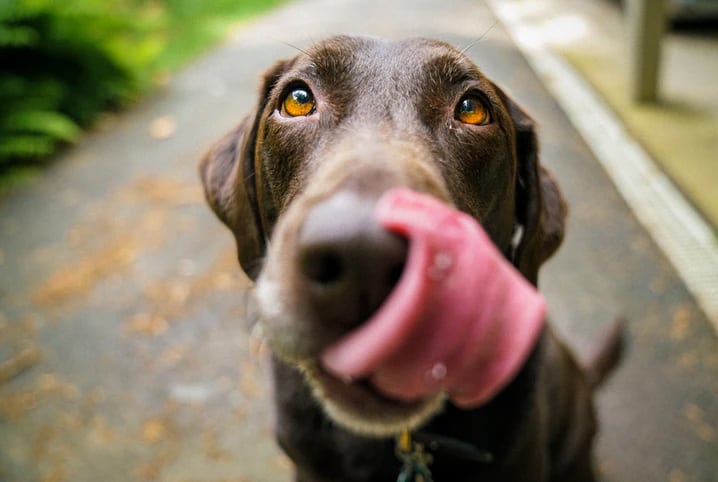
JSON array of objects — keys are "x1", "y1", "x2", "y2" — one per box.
[
  {"x1": 256, "y1": 269, "x2": 449, "y2": 437},
  {"x1": 299, "y1": 361, "x2": 447, "y2": 437}
]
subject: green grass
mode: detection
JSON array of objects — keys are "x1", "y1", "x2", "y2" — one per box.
[
  {"x1": 152, "y1": 0, "x2": 288, "y2": 72},
  {"x1": 0, "y1": 0, "x2": 288, "y2": 192}
]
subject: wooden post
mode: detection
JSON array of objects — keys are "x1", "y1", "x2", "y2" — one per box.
[{"x1": 627, "y1": 0, "x2": 668, "y2": 103}]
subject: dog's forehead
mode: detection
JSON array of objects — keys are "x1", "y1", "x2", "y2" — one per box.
[{"x1": 296, "y1": 36, "x2": 487, "y2": 91}]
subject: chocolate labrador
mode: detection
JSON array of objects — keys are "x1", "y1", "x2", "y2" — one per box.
[{"x1": 200, "y1": 36, "x2": 622, "y2": 482}]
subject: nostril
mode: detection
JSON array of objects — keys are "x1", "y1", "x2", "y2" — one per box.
[
  {"x1": 387, "y1": 259, "x2": 406, "y2": 288},
  {"x1": 301, "y1": 248, "x2": 345, "y2": 286},
  {"x1": 295, "y1": 192, "x2": 410, "y2": 330}
]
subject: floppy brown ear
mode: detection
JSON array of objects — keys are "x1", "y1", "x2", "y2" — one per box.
[
  {"x1": 199, "y1": 59, "x2": 293, "y2": 280},
  {"x1": 505, "y1": 97, "x2": 567, "y2": 285}
]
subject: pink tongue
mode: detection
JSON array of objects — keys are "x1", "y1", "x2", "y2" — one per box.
[{"x1": 320, "y1": 188, "x2": 545, "y2": 408}]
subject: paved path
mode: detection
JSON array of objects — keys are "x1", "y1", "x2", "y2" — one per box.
[{"x1": 1, "y1": 0, "x2": 716, "y2": 481}]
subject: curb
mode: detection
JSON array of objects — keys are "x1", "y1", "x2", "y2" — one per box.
[{"x1": 488, "y1": 0, "x2": 718, "y2": 332}]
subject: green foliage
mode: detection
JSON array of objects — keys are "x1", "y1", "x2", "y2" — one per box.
[
  {"x1": 153, "y1": 0, "x2": 288, "y2": 72},
  {"x1": 0, "y1": 0, "x2": 287, "y2": 179},
  {"x1": 0, "y1": 0, "x2": 162, "y2": 173}
]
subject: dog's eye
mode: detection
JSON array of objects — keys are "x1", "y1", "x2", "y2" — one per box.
[
  {"x1": 455, "y1": 95, "x2": 490, "y2": 126},
  {"x1": 281, "y1": 86, "x2": 316, "y2": 117}
]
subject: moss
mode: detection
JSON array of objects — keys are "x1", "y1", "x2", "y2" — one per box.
[{"x1": 562, "y1": 48, "x2": 718, "y2": 227}]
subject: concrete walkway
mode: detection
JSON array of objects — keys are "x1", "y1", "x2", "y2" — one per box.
[{"x1": 1, "y1": 0, "x2": 716, "y2": 481}]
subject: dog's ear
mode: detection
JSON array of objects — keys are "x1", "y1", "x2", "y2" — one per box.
[
  {"x1": 504, "y1": 96, "x2": 567, "y2": 285},
  {"x1": 199, "y1": 59, "x2": 293, "y2": 280}
]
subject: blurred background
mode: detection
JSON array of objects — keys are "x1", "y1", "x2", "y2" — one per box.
[
  {"x1": 1, "y1": 0, "x2": 716, "y2": 481},
  {"x1": 0, "y1": 0, "x2": 287, "y2": 187}
]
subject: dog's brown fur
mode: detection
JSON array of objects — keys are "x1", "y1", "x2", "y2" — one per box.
[{"x1": 201, "y1": 36, "x2": 621, "y2": 482}]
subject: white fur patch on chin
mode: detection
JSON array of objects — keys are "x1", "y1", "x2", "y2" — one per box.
[
  {"x1": 255, "y1": 277, "x2": 298, "y2": 356},
  {"x1": 298, "y1": 361, "x2": 447, "y2": 438},
  {"x1": 255, "y1": 277, "x2": 284, "y2": 322}
]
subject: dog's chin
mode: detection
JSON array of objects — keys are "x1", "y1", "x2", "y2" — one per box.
[{"x1": 296, "y1": 361, "x2": 446, "y2": 438}]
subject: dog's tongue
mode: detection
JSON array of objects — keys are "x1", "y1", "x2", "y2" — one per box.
[{"x1": 320, "y1": 188, "x2": 545, "y2": 408}]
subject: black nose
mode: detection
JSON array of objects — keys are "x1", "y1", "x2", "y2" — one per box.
[{"x1": 297, "y1": 192, "x2": 408, "y2": 330}]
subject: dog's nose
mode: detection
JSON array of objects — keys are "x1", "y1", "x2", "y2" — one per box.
[{"x1": 297, "y1": 192, "x2": 408, "y2": 329}]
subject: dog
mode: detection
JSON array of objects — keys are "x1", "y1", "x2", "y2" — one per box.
[{"x1": 200, "y1": 35, "x2": 622, "y2": 482}]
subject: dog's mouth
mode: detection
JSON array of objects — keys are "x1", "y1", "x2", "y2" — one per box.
[
  {"x1": 297, "y1": 360, "x2": 447, "y2": 437},
  {"x1": 260, "y1": 188, "x2": 545, "y2": 437}
]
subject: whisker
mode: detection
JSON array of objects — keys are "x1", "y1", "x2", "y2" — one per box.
[
  {"x1": 281, "y1": 40, "x2": 311, "y2": 57},
  {"x1": 460, "y1": 20, "x2": 498, "y2": 55}
]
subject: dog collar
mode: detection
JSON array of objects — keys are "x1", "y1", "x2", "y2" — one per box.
[{"x1": 396, "y1": 429, "x2": 493, "y2": 481}]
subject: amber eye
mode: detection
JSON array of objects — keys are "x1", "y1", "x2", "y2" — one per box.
[
  {"x1": 455, "y1": 95, "x2": 490, "y2": 125},
  {"x1": 281, "y1": 85, "x2": 315, "y2": 117}
]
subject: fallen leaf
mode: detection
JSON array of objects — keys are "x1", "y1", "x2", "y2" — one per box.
[
  {"x1": 696, "y1": 424, "x2": 717, "y2": 442},
  {"x1": 684, "y1": 402, "x2": 717, "y2": 442},
  {"x1": 89, "y1": 415, "x2": 116, "y2": 445},
  {"x1": 39, "y1": 464, "x2": 69, "y2": 482},
  {"x1": 669, "y1": 468, "x2": 688, "y2": 482},
  {"x1": 133, "y1": 450, "x2": 176, "y2": 481},
  {"x1": 148, "y1": 116, "x2": 177, "y2": 140},
  {"x1": 33, "y1": 237, "x2": 139, "y2": 306},
  {"x1": 676, "y1": 351, "x2": 699, "y2": 370},
  {"x1": 158, "y1": 344, "x2": 189, "y2": 369},
  {"x1": 141, "y1": 418, "x2": 168, "y2": 443},
  {"x1": 36, "y1": 374, "x2": 80, "y2": 400},
  {"x1": 669, "y1": 305, "x2": 691, "y2": 341},
  {"x1": 684, "y1": 403, "x2": 704, "y2": 424},
  {"x1": 124, "y1": 313, "x2": 169, "y2": 337},
  {"x1": 130, "y1": 177, "x2": 202, "y2": 206},
  {"x1": 203, "y1": 430, "x2": 231, "y2": 461},
  {"x1": 0, "y1": 343, "x2": 43, "y2": 384}
]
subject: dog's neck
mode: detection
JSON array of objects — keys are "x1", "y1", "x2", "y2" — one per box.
[{"x1": 409, "y1": 330, "x2": 545, "y2": 466}]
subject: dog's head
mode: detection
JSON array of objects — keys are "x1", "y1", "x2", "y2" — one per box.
[{"x1": 200, "y1": 36, "x2": 566, "y2": 435}]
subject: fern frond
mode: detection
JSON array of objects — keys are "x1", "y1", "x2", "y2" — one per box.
[
  {"x1": 0, "y1": 135, "x2": 56, "y2": 161},
  {"x1": 0, "y1": 24, "x2": 38, "y2": 47},
  {"x1": 1, "y1": 110, "x2": 80, "y2": 142}
]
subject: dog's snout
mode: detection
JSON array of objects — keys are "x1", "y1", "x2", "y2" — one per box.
[{"x1": 297, "y1": 193, "x2": 408, "y2": 329}]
